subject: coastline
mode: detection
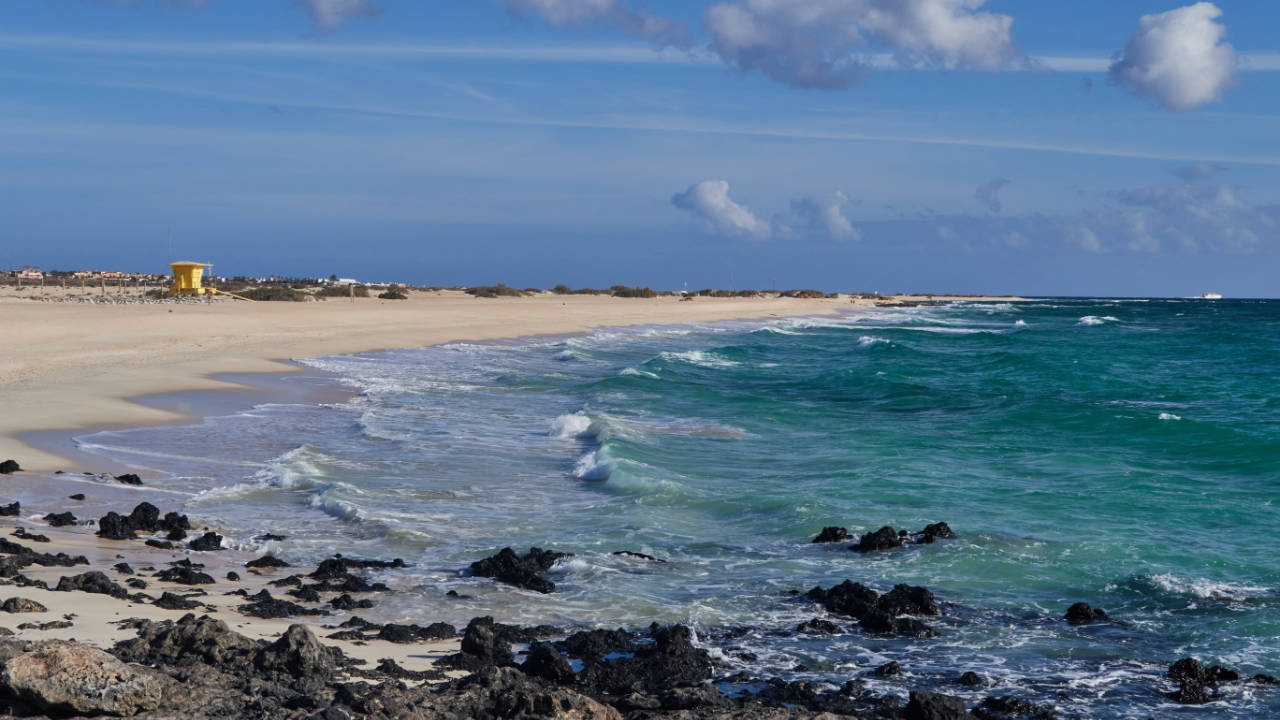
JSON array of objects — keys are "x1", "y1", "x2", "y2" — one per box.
[
  {"x1": 0, "y1": 295, "x2": 1271, "y2": 719},
  {"x1": 1, "y1": 289, "x2": 1022, "y2": 472}
]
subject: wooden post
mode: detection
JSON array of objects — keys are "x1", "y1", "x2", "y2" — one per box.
[{"x1": 101, "y1": 277, "x2": 106, "y2": 296}]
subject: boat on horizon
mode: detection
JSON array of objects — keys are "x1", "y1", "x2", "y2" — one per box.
[{"x1": 1200, "y1": 292, "x2": 1223, "y2": 300}]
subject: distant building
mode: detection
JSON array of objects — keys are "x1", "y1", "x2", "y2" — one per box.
[{"x1": 16, "y1": 268, "x2": 43, "y2": 280}]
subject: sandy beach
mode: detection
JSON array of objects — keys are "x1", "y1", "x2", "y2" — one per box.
[{"x1": 0, "y1": 288, "x2": 1019, "y2": 472}]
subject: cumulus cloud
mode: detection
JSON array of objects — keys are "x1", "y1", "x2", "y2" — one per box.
[
  {"x1": 1170, "y1": 162, "x2": 1227, "y2": 181},
  {"x1": 304, "y1": 0, "x2": 381, "y2": 30},
  {"x1": 672, "y1": 180, "x2": 774, "y2": 239},
  {"x1": 974, "y1": 178, "x2": 1010, "y2": 213},
  {"x1": 1109, "y1": 2, "x2": 1238, "y2": 111},
  {"x1": 703, "y1": 0, "x2": 1020, "y2": 90},
  {"x1": 791, "y1": 192, "x2": 860, "y2": 240},
  {"x1": 498, "y1": 0, "x2": 688, "y2": 46}
]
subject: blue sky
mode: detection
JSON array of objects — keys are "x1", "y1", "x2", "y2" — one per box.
[{"x1": 2, "y1": 0, "x2": 1278, "y2": 295}]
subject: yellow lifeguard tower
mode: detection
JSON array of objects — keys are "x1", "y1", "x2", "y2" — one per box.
[{"x1": 170, "y1": 261, "x2": 210, "y2": 296}]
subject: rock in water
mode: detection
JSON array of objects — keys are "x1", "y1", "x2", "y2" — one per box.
[
  {"x1": 96, "y1": 512, "x2": 136, "y2": 540},
  {"x1": 187, "y1": 532, "x2": 224, "y2": 551},
  {"x1": 0, "y1": 502, "x2": 19, "y2": 517},
  {"x1": 811, "y1": 526, "x2": 850, "y2": 543},
  {"x1": 469, "y1": 546, "x2": 569, "y2": 594},
  {"x1": 0, "y1": 642, "x2": 166, "y2": 716},
  {"x1": 44, "y1": 512, "x2": 76, "y2": 527},
  {"x1": 906, "y1": 690, "x2": 969, "y2": 720},
  {"x1": 114, "y1": 473, "x2": 142, "y2": 485},
  {"x1": 0, "y1": 460, "x2": 20, "y2": 474},
  {"x1": 852, "y1": 526, "x2": 904, "y2": 553},
  {"x1": 1064, "y1": 602, "x2": 1108, "y2": 624}
]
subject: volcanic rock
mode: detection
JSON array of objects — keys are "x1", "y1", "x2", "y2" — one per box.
[
  {"x1": 114, "y1": 473, "x2": 142, "y2": 485},
  {"x1": 246, "y1": 554, "x2": 290, "y2": 569},
  {"x1": 1064, "y1": 602, "x2": 1108, "y2": 625},
  {"x1": 55, "y1": 571, "x2": 129, "y2": 599},
  {"x1": 522, "y1": 641, "x2": 576, "y2": 683},
  {"x1": 469, "y1": 546, "x2": 569, "y2": 594},
  {"x1": 0, "y1": 641, "x2": 166, "y2": 716},
  {"x1": 44, "y1": 512, "x2": 76, "y2": 527},
  {"x1": 811, "y1": 526, "x2": 850, "y2": 543},
  {"x1": 155, "y1": 592, "x2": 203, "y2": 610},
  {"x1": 187, "y1": 531, "x2": 223, "y2": 551},
  {"x1": 0, "y1": 460, "x2": 20, "y2": 474},
  {"x1": 905, "y1": 689, "x2": 968, "y2": 720},
  {"x1": 0, "y1": 502, "x2": 19, "y2": 517},
  {"x1": 1, "y1": 597, "x2": 46, "y2": 613}
]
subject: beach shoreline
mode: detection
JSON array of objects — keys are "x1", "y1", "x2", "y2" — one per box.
[{"x1": 1, "y1": 288, "x2": 1023, "y2": 472}]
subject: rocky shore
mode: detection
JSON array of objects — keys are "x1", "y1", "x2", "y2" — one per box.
[{"x1": 0, "y1": 464, "x2": 1273, "y2": 718}]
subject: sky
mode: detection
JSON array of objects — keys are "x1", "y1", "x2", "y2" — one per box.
[{"x1": 2, "y1": 0, "x2": 1278, "y2": 296}]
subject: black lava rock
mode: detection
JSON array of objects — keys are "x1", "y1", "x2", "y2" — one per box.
[
  {"x1": 0, "y1": 502, "x2": 20, "y2": 517},
  {"x1": 155, "y1": 592, "x2": 202, "y2": 610},
  {"x1": 96, "y1": 512, "x2": 136, "y2": 540},
  {"x1": 905, "y1": 690, "x2": 968, "y2": 720},
  {"x1": 113, "y1": 562, "x2": 134, "y2": 575},
  {"x1": 114, "y1": 473, "x2": 142, "y2": 485},
  {"x1": 0, "y1": 460, "x2": 20, "y2": 474},
  {"x1": 68, "y1": 494, "x2": 85, "y2": 501},
  {"x1": 469, "y1": 546, "x2": 569, "y2": 594},
  {"x1": 807, "y1": 580, "x2": 939, "y2": 637},
  {"x1": 128, "y1": 502, "x2": 160, "y2": 533},
  {"x1": 874, "y1": 661, "x2": 901, "y2": 677},
  {"x1": 521, "y1": 641, "x2": 576, "y2": 683},
  {"x1": 1064, "y1": 602, "x2": 1108, "y2": 625},
  {"x1": 796, "y1": 618, "x2": 842, "y2": 635},
  {"x1": 958, "y1": 671, "x2": 985, "y2": 687},
  {"x1": 227, "y1": 571, "x2": 240, "y2": 581},
  {"x1": 246, "y1": 555, "x2": 290, "y2": 569},
  {"x1": 155, "y1": 563, "x2": 215, "y2": 585},
  {"x1": 812, "y1": 526, "x2": 850, "y2": 543},
  {"x1": 187, "y1": 532, "x2": 224, "y2": 552},
  {"x1": 55, "y1": 571, "x2": 129, "y2": 599},
  {"x1": 972, "y1": 696, "x2": 1059, "y2": 719},
  {"x1": 44, "y1": 512, "x2": 77, "y2": 527},
  {"x1": 852, "y1": 526, "x2": 903, "y2": 553}
]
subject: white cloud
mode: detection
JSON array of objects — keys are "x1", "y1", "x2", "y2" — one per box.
[
  {"x1": 703, "y1": 0, "x2": 1020, "y2": 89},
  {"x1": 791, "y1": 191, "x2": 860, "y2": 240},
  {"x1": 1109, "y1": 2, "x2": 1237, "y2": 111},
  {"x1": 672, "y1": 180, "x2": 774, "y2": 239},
  {"x1": 304, "y1": 0, "x2": 381, "y2": 30},
  {"x1": 499, "y1": 0, "x2": 688, "y2": 46},
  {"x1": 974, "y1": 177, "x2": 1010, "y2": 213}
]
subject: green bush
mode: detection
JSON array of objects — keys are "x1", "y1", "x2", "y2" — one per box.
[
  {"x1": 780, "y1": 289, "x2": 826, "y2": 299},
  {"x1": 466, "y1": 284, "x2": 525, "y2": 298},
  {"x1": 316, "y1": 285, "x2": 368, "y2": 298},
  {"x1": 610, "y1": 285, "x2": 658, "y2": 298},
  {"x1": 238, "y1": 286, "x2": 306, "y2": 302},
  {"x1": 378, "y1": 285, "x2": 408, "y2": 300}
]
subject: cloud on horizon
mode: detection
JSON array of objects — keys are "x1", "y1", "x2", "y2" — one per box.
[
  {"x1": 672, "y1": 180, "x2": 774, "y2": 240},
  {"x1": 672, "y1": 181, "x2": 863, "y2": 241},
  {"x1": 791, "y1": 192, "x2": 860, "y2": 241},
  {"x1": 1109, "y1": 2, "x2": 1237, "y2": 111},
  {"x1": 703, "y1": 0, "x2": 1021, "y2": 90}
]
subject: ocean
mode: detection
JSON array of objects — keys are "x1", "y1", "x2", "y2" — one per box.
[{"x1": 73, "y1": 298, "x2": 1279, "y2": 718}]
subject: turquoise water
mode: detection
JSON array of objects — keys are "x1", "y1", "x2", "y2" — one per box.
[{"x1": 78, "y1": 299, "x2": 1280, "y2": 717}]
